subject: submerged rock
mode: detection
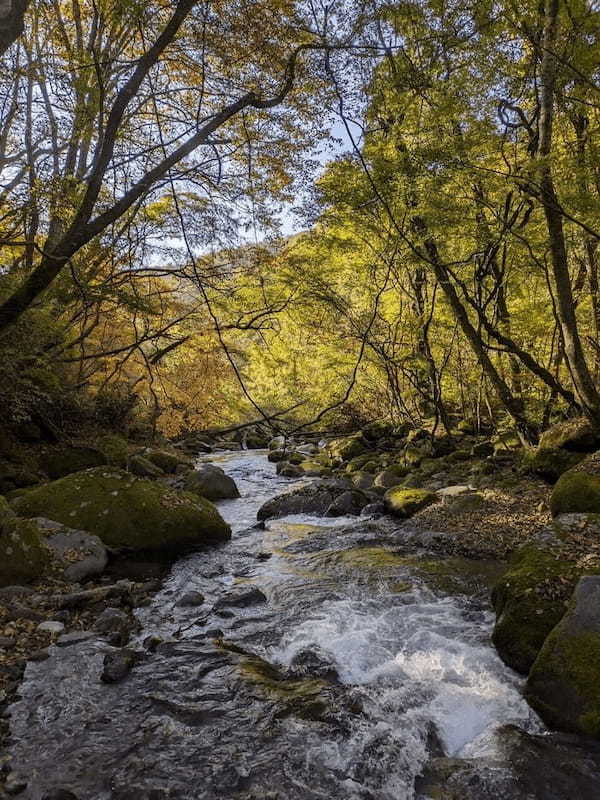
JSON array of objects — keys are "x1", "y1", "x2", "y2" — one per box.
[
  {"x1": 12, "y1": 467, "x2": 231, "y2": 555},
  {"x1": 526, "y1": 576, "x2": 600, "y2": 737},
  {"x1": 101, "y1": 648, "x2": 138, "y2": 683}
]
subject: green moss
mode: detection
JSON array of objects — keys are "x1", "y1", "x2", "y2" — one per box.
[
  {"x1": 539, "y1": 417, "x2": 597, "y2": 452},
  {"x1": 11, "y1": 467, "x2": 230, "y2": 554},
  {"x1": 384, "y1": 487, "x2": 436, "y2": 518},
  {"x1": 491, "y1": 546, "x2": 591, "y2": 674},
  {"x1": 338, "y1": 546, "x2": 407, "y2": 570},
  {"x1": 42, "y1": 445, "x2": 107, "y2": 479},
  {"x1": 328, "y1": 434, "x2": 367, "y2": 462},
  {"x1": 522, "y1": 447, "x2": 584, "y2": 484},
  {"x1": 0, "y1": 517, "x2": 50, "y2": 586},
  {"x1": 96, "y1": 434, "x2": 130, "y2": 468},
  {"x1": 527, "y1": 631, "x2": 600, "y2": 737},
  {"x1": 550, "y1": 472, "x2": 600, "y2": 516}
]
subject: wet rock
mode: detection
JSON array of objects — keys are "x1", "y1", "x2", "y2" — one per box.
[
  {"x1": 361, "y1": 502, "x2": 385, "y2": 517},
  {"x1": 183, "y1": 464, "x2": 240, "y2": 501},
  {"x1": 12, "y1": 467, "x2": 231, "y2": 555},
  {"x1": 41, "y1": 791, "x2": 80, "y2": 800},
  {"x1": 267, "y1": 449, "x2": 287, "y2": 463},
  {"x1": 276, "y1": 461, "x2": 303, "y2": 478},
  {"x1": 287, "y1": 647, "x2": 340, "y2": 683},
  {"x1": 5, "y1": 773, "x2": 28, "y2": 795},
  {"x1": 94, "y1": 607, "x2": 132, "y2": 645},
  {"x1": 383, "y1": 487, "x2": 436, "y2": 518},
  {"x1": 351, "y1": 471, "x2": 374, "y2": 490},
  {"x1": 325, "y1": 490, "x2": 369, "y2": 517},
  {"x1": 257, "y1": 480, "x2": 350, "y2": 520},
  {"x1": 101, "y1": 648, "x2": 138, "y2": 683},
  {"x1": 373, "y1": 467, "x2": 406, "y2": 489},
  {"x1": 176, "y1": 590, "x2": 205, "y2": 607},
  {"x1": 526, "y1": 576, "x2": 600, "y2": 737},
  {"x1": 214, "y1": 586, "x2": 267, "y2": 609}
]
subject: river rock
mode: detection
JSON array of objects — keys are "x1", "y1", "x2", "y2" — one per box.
[
  {"x1": 361, "y1": 502, "x2": 386, "y2": 517},
  {"x1": 12, "y1": 467, "x2": 231, "y2": 555},
  {"x1": 176, "y1": 590, "x2": 205, "y2": 607},
  {"x1": 34, "y1": 518, "x2": 108, "y2": 582},
  {"x1": 373, "y1": 467, "x2": 406, "y2": 489},
  {"x1": 325, "y1": 490, "x2": 369, "y2": 517},
  {"x1": 276, "y1": 461, "x2": 303, "y2": 478},
  {"x1": 0, "y1": 500, "x2": 50, "y2": 586},
  {"x1": 142, "y1": 448, "x2": 190, "y2": 474},
  {"x1": 214, "y1": 585, "x2": 267, "y2": 608},
  {"x1": 101, "y1": 648, "x2": 138, "y2": 683},
  {"x1": 351, "y1": 471, "x2": 374, "y2": 490},
  {"x1": 184, "y1": 464, "x2": 240, "y2": 500},
  {"x1": 526, "y1": 576, "x2": 600, "y2": 737},
  {"x1": 383, "y1": 487, "x2": 436, "y2": 518},
  {"x1": 491, "y1": 544, "x2": 584, "y2": 674},
  {"x1": 257, "y1": 480, "x2": 350, "y2": 520},
  {"x1": 327, "y1": 433, "x2": 368, "y2": 463},
  {"x1": 128, "y1": 454, "x2": 164, "y2": 478},
  {"x1": 94, "y1": 607, "x2": 132, "y2": 645}
]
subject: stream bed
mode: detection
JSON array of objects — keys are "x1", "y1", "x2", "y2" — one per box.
[{"x1": 6, "y1": 451, "x2": 600, "y2": 799}]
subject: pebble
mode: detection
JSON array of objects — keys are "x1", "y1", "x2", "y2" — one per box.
[{"x1": 37, "y1": 621, "x2": 65, "y2": 635}]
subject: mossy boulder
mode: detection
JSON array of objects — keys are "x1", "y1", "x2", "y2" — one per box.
[
  {"x1": 300, "y1": 460, "x2": 325, "y2": 477},
  {"x1": 539, "y1": 417, "x2": 600, "y2": 453},
  {"x1": 129, "y1": 454, "x2": 164, "y2": 478},
  {"x1": 42, "y1": 445, "x2": 107, "y2": 480},
  {"x1": 183, "y1": 464, "x2": 240, "y2": 501},
  {"x1": 143, "y1": 448, "x2": 190, "y2": 474},
  {"x1": 491, "y1": 545, "x2": 592, "y2": 674},
  {"x1": 0, "y1": 501, "x2": 50, "y2": 586},
  {"x1": 550, "y1": 471, "x2": 600, "y2": 516},
  {"x1": 383, "y1": 487, "x2": 436, "y2": 518},
  {"x1": 96, "y1": 434, "x2": 130, "y2": 468},
  {"x1": 11, "y1": 467, "x2": 230, "y2": 554},
  {"x1": 373, "y1": 466, "x2": 407, "y2": 490},
  {"x1": 522, "y1": 447, "x2": 585, "y2": 484},
  {"x1": 526, "y1": 576, "x2": 600, "y2": 737},
  {"x1": 327, "y1": 434, "x2": 368, "y2": 463},
  {"x1": 345, "y1": 454, "x2": 372, "y2": 473}
]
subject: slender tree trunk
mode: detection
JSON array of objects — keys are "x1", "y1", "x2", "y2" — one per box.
[{"x1": 537, "y1": 0, "x2": 600, "y2": 422}]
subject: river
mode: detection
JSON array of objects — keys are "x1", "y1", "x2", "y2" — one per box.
[{"x1": 6, "y1": 450, "x2": 600, "y2": 799}]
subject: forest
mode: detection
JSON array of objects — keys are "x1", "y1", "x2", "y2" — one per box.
[{"x1": 1, "y1": 1, "x2": 600, "y2": 798}]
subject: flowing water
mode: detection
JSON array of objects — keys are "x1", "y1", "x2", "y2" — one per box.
[{"x1": 7, "y1": 451, "x2": 599, "y2": 799}]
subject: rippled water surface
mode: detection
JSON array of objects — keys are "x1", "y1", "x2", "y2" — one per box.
[{"x1": 7, "y1": 451, "x2": 556, "y2": 799}]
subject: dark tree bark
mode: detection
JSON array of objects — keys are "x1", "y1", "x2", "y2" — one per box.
[{"x1": 0, "y1": 0, "x2": 29, "y2": 57}]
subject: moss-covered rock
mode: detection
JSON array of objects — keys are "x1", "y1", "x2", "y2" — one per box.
[
  {"x1": 525, "y1": 576, "x2": 600, "y2": 737},
  {"x1": 42, "y1": 445, "x2": 107, "y2": 480},
  {"x1": 539, "y1": 417, "x2": 600, "y2": 453},
  {"x1": 96, "y1": 434, "x2": 130, "y2": 468},
  {"x1": 383, "y1": 487, "x2": 436, "y2": 518},
  {"x1": 142, "y1": 448, "x2": 189, "y2": 474},
  {"x1": 11, "y1": 467, "x2": 230, "y2": 554},
  {"x1": 327, "y1": 434, "x2": 368, "y2": 463},
  {"x1": 522, "y1": 447, "x2": 585, "y2": 484},
  {"x1": 0, "y1": 513, "x2": 50, "y2": 586},
  {"x1": 550, "y1": 471, "x2": 600, "y2": 516},
  {"x1": 491, "y1": 546, "x2": 591, "y2": 674},
  {"x1": 129, "y1": 453, "x2": 164, "y2": 477},
  {"x1": 373, "y1": 466, "x2": 407, "y2": 489},
  {"x1": 299, "y1": 460, "x2": 325, "y2": 476}
]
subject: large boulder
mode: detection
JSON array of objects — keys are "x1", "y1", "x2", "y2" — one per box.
[
  {"x1": 11, "y1": 467, "x2": 230, "y2": 555},
  {"x1": 128, "y1": 454, "x2": 164, "y2": 478},
  {"x1": 0, "y1": 498, "x2": 50, "y2": 586},
  {"x1": 257, "y1": 480, "x2": 349, "y2": 521},
  {"x1": 142, "y1": 448, "x2": 190, "y2": 474},
  {"x1": 183, "y1": 464, "x2": 240, "y2": 501},
  {"x1": 42, "y1": 445, "x2": 107, "y2": 480},
  {"x1": 550, "y1": 452, "x2": 600, "y2": 515},
  {"x1": 383, "y1": 487, "x2": 436, "y2": 518},
  {"x1": 526, "y1": 576, "x2": 600, "y2": 737},
  {"x1": 327, "y1": 434, "x2": 368, "y2": 463},
  {"x1": 491, "y1": 545, "x2": 585, "y2": 674},
  {"x1": 539, "y1": 417, "x2": 600, "y2": 452},
  {"x1": 522, "y1": 447, "x2": 585, "y2": 484}
]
